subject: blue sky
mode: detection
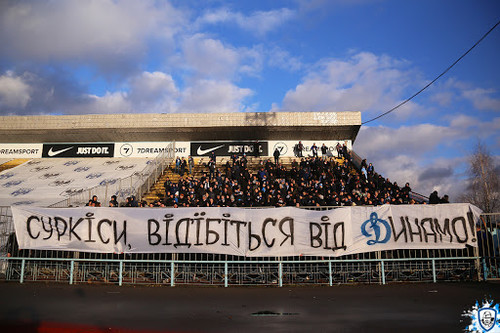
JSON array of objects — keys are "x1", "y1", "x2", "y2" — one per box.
[{"x1": 0, "y1": 0, "x2": 499, "y2": 201}]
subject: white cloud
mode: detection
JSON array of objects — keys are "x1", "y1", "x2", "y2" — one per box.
[
  {"x1": 267, "y1": 47, "x2": 303, "y2": 72},
  {"x1": 179, "y1": 80, "x2": 252, "y2": 113},
  {"x1": 353, "y1": 114, "x2": 500, "y2": 202},
  {"x1": 462, "y1": 88, "x2": 500, "y2": 111},
  {"x1": 0, "y1": 72, "x2": 32, "y2": 108},
  {"x1": 181, "y1": 34, "x2": 263, "y2": 80},
  {"x1": 88, "y1": 91, "x2": 133, "y2": 114},
  {"x1": 182, "y1": 34, "x2": 240, "y2": 79},
  {"x1": 355, "y1": 124, "x2": 457, "y2": 161},
  {"x1": 197, "y1": 7, "x2": 295, "y2": 36},
  {"x1": 430, "y1": 91, "x2": 454, "y2": 107},
  {"x1": 0, "y1": 0, "x2": 185, "y2": 72},
  {"x1": 129, "y1": 72, "x2": 178, "y2": 105},
  {"x1": 280, "y1": 52, "x2": 419, "y2": 120}
]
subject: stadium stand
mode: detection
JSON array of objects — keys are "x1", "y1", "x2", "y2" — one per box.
[
  {"x1": 142, "y1": 154, "x2": 421, "y2": 208},
  {"x1": 0, "y1": 158, "x2": 154, "y2": 207}
]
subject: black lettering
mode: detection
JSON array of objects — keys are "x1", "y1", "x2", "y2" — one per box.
[
  {"x1": 26, "y1": 216, "x2": 40, "y2": 239},
  {"x1": 97, "y1": 219, "x2": 112, "y2": 244},
  {"x1": 332, "y1": 222, "x2": 346, "y2": 251},
  {"x1": 467, "y1": 211, "x2": 476, "y2": 242},
  {"x1": 389, "y1": 216, "x2": 408, "y2": 243},
  {"x1": 262, "y1": 218, "x2": 276, "y2": 247},
  {"x1": 309, "y1": 222, "x2": 322, "y2": 248},
  {"x1": 192, "y1": 213, "x2": 205, "y2": 246},
  {"x1": 206, "y1": 218, "x2": 220, "y2": 245},
  {"x1": 434, "y1": 218, "x2": 452, "y2": 242},
  {"x1": 221, "y1": 218, "x2": 230, "y2": 246},
  {"x1": 451, "y1": 216, "x2": 468, "y2": 243},
  {"x1": 321, "y1": 222, "x2": 332, "y2": 250},
  {"x1": 420, "y1": 218, "x2": 437, "y2": 243},
  {"x1": 114, "y1": 220, "x2": 127, "y2": 245},
  {"x1": 84, "y1": 212, "x2": 96, "y2": 243},
  {"x1": 148, "y1": 218, "x2": 161, "y2": 245},
  {"x1": 229, "y1": 220, "x2": 247, "y2": 248},
  {"x1": 54, "y1": 217, "x2": 67, "y2": 241},
  {"x1": 279, "y1": 217, "x2": 294, "y2": 246},
  {"x1": 174, "y1": 218, "x2": 191, "y2": 248},
  {"x1": 69, "y1": 217, "x2": 84, "y2": 241},
  {"x1": 162, "y1": 214, "x2": 173, "y2": 245},
  {"x1": 248, "y1": 222, "x2": 261, "y2": 251},
  {"x1": 41, "y1": 216, "x2": 53, "y2": 240},
  {"x1": 406, "y1": 217, "x2": 423, "y2": 242}
]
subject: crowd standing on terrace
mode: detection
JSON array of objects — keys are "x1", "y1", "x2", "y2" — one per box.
[
  {"x1": 149, "y1": 143, "x2": 420, "y2": 208},
  {"x1": 88, "y1": 142, "x2": 451, "y2": 208}
]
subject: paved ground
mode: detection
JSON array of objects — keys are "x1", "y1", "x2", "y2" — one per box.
[{"x1": 0, "y1": 282, "x2": 499, "y2": 332}]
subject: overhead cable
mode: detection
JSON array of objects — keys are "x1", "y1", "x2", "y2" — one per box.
[{"x1": 362, "y1": 19, "x2": 500, "y2": 125}]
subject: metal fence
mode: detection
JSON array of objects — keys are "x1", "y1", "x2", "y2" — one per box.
[
  {"x1": 1, "y1": 206, "x2": 492, "y2": 287},
  {"x1": 48, "y1": 142, "x2": 175, "y2": 208}
]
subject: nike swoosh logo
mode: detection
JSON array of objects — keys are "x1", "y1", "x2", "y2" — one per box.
[
  {"x1": 48, "y1": 146, "x2": 73, "y2": 157},
  {"x1": 197, "y1": 145, "x2": 225, "y2": 156}
]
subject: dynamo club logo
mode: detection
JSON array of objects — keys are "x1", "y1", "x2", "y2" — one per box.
[
  {"x1": 360, "y1": 212, "x2": 391, "y2": 245},
  {"x1": 464, "y1": 300, "x2": 500, "y2": 332}
]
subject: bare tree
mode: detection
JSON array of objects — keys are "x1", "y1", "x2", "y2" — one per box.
[{"x1": 459, "y1": 142, "x2": 499, "y2": 213}]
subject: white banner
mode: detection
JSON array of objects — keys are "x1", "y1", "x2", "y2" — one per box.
[{"x1": 11, "y1": 204, "x2": 481, "y2": 257}]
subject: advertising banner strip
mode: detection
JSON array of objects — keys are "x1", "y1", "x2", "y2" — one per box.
[
  {"x1": 12, "y1": 204, "x2": 481, "y2": 256},
  {"x1": 0, "y1": 144, "x2": 43, "y2": 159},
  {"x1": 42, "y1": 143, "x2": 115, "y2": 158},
  {"x1": 191, "y1": 141, "x2": 268, "y2": 157}
]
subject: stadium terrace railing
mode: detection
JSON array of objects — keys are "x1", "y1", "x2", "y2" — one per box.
[
  {"x1": 1, "y1": 207, "x2": 497, "y2": 287},
  {"x1": 48, "y1": 142, "x2": 176, "y2": 208}
]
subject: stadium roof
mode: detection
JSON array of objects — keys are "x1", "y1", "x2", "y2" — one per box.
[{"x1": 0, "y1": 111, "x2": 361, "y2": 143}]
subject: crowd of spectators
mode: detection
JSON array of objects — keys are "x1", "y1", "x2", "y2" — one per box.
[
  {"x1": 90, "y1": 147, "x2": 454, "y2": 208},
  {"x1": 147, "y1": 153, "x2": 422, "y2": 208}
]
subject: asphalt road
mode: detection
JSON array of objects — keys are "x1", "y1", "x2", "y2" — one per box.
[{"x1": 0, "y1": 282, "x2": 498, "y2": 332}]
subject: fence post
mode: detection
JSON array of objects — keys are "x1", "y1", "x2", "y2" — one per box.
[
  {"x1": 20, "y1": 258, "x2": 25, "y2": 284},
  {"x1": 119, "y1": 261, "x2": 123, "y2": 286},
  {"x1": 329, "y1": 261, "x2": 333, "y2": 286},
  {"x1": 69, "y1": 260, "x2": 75, "y2": 285},
  {"x1": 432, "y1": 259, "x2": 436, "y2": 283},
  {"x1": 224, "y1": 261, "x2": 228, "y2": 287},
  {"x1": 278, "y1": 262, "x2": 283, "y2": 287},
  {"x1": 380, "y1": 260, "x2": 386, "y2": 285},
  {"x1": 170, "y1": 261, "x2": 175, "y2": 287}
]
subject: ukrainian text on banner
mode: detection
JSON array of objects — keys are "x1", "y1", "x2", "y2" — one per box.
[{"x1": 11, "y1": 204, "x2": 481, "y2": 257}]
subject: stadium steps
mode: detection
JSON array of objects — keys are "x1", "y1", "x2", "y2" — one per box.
[
  {"x1": 142, "y1": 156, "x2": 346, "y2": 203},
  {"x1": 0, "y1": 158, "x2": 30, "y2": 172}
]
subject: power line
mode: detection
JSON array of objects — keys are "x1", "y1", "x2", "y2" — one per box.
[{"x1": 362, "y1": 19, "x2": 500, "y2": 125}]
